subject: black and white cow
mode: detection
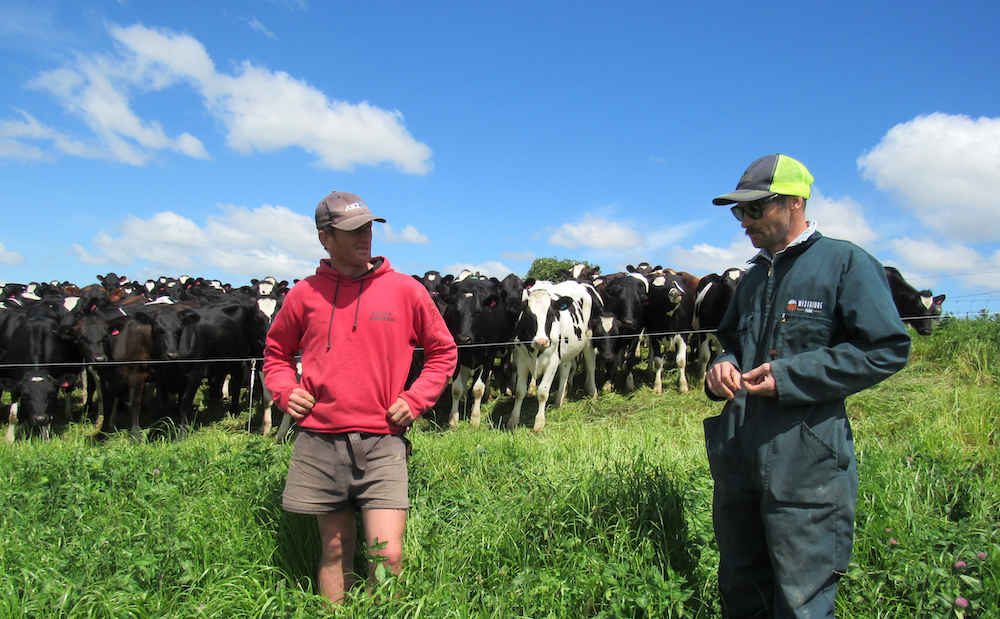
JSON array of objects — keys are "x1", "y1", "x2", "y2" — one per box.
[
  {"x1": 596, "y1": 272, "x2": 649, "y2": 392},
  {"x1": 507, "y1": 280, "x2": 599, "y2": 432},
  {"x1": 0, "y1": 304, "x2": 80, "y2": 441},
  {"x1": 884, "y1": 267, "x2": 945, "y2": 336},
  {"x1": 442, "y1": 277, "x2": 508, "y2": 427},
  {"x1": 689, "y1": 268, "x2": 742, "y2": 383},
  {"x1": 644, "y1": 270, "x2": 696, "y2": 394}
]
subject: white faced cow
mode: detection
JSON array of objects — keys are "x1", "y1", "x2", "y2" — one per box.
[
  {"x1": 507, "y1": 280, "x2": 599, "y2": 432},
  {"x1": 644, "y1": 270, "x2": 696, "y2": 394},
  {"x1": 884, "y1": 267, "x2": 945, "y2": 336}
]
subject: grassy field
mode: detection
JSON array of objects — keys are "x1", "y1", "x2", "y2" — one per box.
[{"x1": 1, "y1": 317, "x2": 998, "y2": 618}]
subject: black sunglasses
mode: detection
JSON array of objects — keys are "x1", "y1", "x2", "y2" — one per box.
[{"x1": 731, "y1": 195, "x2": 782, "y2": 222}]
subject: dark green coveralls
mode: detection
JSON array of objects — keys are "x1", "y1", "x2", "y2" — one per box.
[{"x1": 705, "y1": 232, "x2": 911, "y2": 618}]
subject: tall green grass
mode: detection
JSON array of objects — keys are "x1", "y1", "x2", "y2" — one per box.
[{"x1": 1, "y1": 317, "x2": 997, "y2": 617}]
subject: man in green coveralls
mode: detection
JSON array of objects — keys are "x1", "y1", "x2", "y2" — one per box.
[{"x1": 704, "y1": 154, "x2": 911, "y2": 618}]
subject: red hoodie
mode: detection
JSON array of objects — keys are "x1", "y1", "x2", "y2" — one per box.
[{"x1": 263, "y1": 257, "x2": 457, "y2": 434}]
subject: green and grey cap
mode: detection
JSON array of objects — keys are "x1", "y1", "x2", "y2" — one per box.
[{"x1": 712, "y1": 154, "x2": 814, "y2": 205}]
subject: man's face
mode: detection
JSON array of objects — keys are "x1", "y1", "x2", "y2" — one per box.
[
  {"x1": 321, "y1": 222, "x2": 373, "y2": 270},
  {"x1": 737, "y1": 196, "x2": 795, "y2": 254}
]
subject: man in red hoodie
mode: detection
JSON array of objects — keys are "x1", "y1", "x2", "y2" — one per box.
[{"x1": 263, "y1": 191, "x2": 457, "y2": 604}]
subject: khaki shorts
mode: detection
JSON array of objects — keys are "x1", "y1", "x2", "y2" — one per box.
[{"x1": 282, "y1": 430, "x2": 411, "y2": 513}]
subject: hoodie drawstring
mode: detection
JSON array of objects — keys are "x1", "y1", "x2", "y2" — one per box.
[
  {"x1": 326, "y1": 278, "x2": 342, "y2": 351},
  {"x1": 327, "y1": 276, "x2": 366, "y2": 349},
  {"x1": 353, "y1": 279, "x2": 365, "y2": 331}
]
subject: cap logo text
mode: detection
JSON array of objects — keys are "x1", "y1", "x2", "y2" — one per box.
[{"x1": 345, "y1": 201, "x2": 364, "y2": 212}]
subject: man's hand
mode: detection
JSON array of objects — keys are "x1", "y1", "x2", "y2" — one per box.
[
  {"x1": 742, "y1": 363, "x2": 777, "y2": 397},
  {"x1": 387, "y1": 397, "x2": 416, "y2": 427},
  {"x1": 706, "y1": 361, "x2": 743, "y2": 401},
  {"x1": 286, "y1": 387, "x2": 316, "y2": 420}
]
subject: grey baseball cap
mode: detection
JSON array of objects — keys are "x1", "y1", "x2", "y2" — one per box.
[{"x1": 315, "y1": 191, "x2": 387, "y2": 230}]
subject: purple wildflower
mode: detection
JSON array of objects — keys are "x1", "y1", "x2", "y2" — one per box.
[
  {"x1": 956, "y1": 597, "x2": 969, "y2": 608},
  {"x1": 954, "y1": 561, "x2": 967, "y2": 568}
]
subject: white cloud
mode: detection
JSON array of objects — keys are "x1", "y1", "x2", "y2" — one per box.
[
  {"x1": 78, "y1": 204, "x2": 321, "y2": 281},
  {"x1": 858, "y1": 113, "x2": 1000, "y2": 242},
  {"x1": 888, "y1": 237, "x2": 983, "y2": 273},
  {"x1": 28, "y1": 57, "x2": 209, "y2": 165},
  {"x1": 0, "y1": 109, "x2": 100, "y2": 161},
  {"x1": 3, "y1": 23, "x2": 432, "y2": 173},
  {"x1": 886, "y1": 237, "x2": 1000, "y2": 291},
  {"x1": 807, "y1": 189, "x2": 878, "y2": 247},
  {"x1": 441, "y1": 261, "x2": 515, "y2": 279},
  {"x1": 668, "y1": 233, "x2": 757, "y2": 277},
  {"x1": 246, "y1": 18, "x2": 276, "y2": 39},
  {"x1": 502, "y1": 250, "x2": 536, "y2": 263},
  {"x1": 549, "y1": 213, "x2": 644, "y2": 249},
  {"x1": 0, "y1": 242, "x2": 25, "y2": 266},
  {"x1": 379, "y1": 223, "x2": 430, "y2": 245},
  {"x1": 71, "y1": 244, "x2": 109, "y2": 266}
]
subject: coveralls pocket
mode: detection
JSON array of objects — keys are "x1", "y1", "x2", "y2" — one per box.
[
  {"x1": 773, "y1": 312, "x2": 832, "y2": 358},
  {"x1": 766, "y1": 419, "x2": 843, "y2": 507}
]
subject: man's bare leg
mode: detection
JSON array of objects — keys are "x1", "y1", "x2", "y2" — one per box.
[{"x1": 316, "y1": 510, "x2": 357, "y2": 604}]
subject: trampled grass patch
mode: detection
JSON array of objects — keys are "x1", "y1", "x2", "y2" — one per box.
[{"x1": 1, "y1": 317, "x2": 998, "y2": 617}]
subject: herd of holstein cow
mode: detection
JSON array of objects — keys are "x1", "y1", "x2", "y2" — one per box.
[{"x1": 0, "y1": 263, "x2": 944, "y2": 442}]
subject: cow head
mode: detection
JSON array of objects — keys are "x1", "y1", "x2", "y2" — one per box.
[
  {"x1": 58, "y1": 314, "x2": 111, "y2": 363},
  {"x1": 4, "y1": 371, "x2": 77, "y2": 430},
  {"x1": 135, "y1": 307, "x2": 200, "y2": 360}
]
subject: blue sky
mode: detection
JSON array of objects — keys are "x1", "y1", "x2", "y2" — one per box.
[{"x1": 2, "y1": 0, "x2": 999, "y2": 317}]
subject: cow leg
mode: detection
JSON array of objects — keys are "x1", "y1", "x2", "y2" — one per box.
[
  {"x1": 448, "y1": 366, "x2": 471, "y2": 428},
  {"x1": 470, "y1": 366, "x2": 490, "y2": 428},
  {"x1": 259, "y1": 383, "x2": 276, "y2": 436},
  {"x1": 127, "y1": 373, "x2": 146, "y2": 442},
  {"x1": 274, "y1": 407, "x2": 293, "y2": 443},
  {"x1": 672, "y1": 334, "x2": 689, "y2": 393},
  {"x1": 506, "y1": 348, "x2": 530, "y2": 430},
  {"x1": 5, "y1": 401, "x2": 18, "y2": 444},
  {"x1": 623, "y1": 340, "x2": 640, "y2": 393},
  {"x1": 599, "y1": 353, "x2": 614, "y2": 393},
  {"x1": 176, "y1": 369, "x2": 205, "y2": 439},
  {"x1": 652, "y1": 356, "x2": 665, "y2": 395},
  {"x1": 227, "y1": 365, "x2": 244, "y2": 417},
  {"x1": 88, "y1": 367, "x2": 105, "y2": 430},
  {"x1": 582, "y1": 344, "x2": 598, "y2": 400},
  {"x1": 60, "y1": 385, "x2": 72, "y2": 425},
  {"x1": 533, "y1": 358, "x2": 562, "y2": 433}
]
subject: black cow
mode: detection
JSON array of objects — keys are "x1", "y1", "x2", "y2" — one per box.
[
  {"x1": 442, "y1": 277, "x2": 508, "y2": 427},
  {"x1": 884, "y1": 267, "x2": 945, "y2": 336},
  {"x1": 135, "y1": 297, "x2": 268, "y2": 437},
  {"x1": 689, "y1": 268, "x2": 742, "y2": 383},
  {"x1": 596, "y1": 272, "x2": 649, "y2": 392}
]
